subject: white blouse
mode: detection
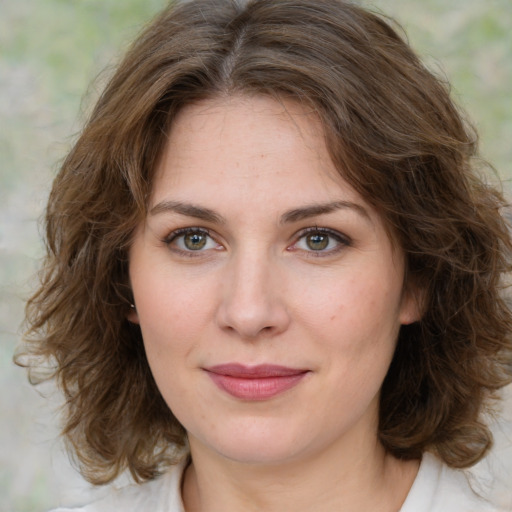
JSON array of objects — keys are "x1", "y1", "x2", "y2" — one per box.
[{"x1": 50, "y1": 453, "x2": 508, "y2": 512}]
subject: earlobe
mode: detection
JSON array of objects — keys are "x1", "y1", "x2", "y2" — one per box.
[
  {"x1": 127, "y1": 304, "x2": 140, "y2": 324},
  {"x1": 399, "y1": 287, "x2": 425, "y2": 325}
]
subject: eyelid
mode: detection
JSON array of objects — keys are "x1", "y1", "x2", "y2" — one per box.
[
  {"x1": 163, "y1": 226, "x2": 212, "y2": 244},
  {"x1": 289, "y1": 226, "x2": 352, "y2": 255},
  {"x1": 297, "y1": 226, "x2": 351, "y2": 243},
  {"x1": 163, "y1": 226, "x2": 222, "y2": 256}
]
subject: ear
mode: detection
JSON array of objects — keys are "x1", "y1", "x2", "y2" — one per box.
[
  {"x1": 399, "y1": 284, "x2": 425, "y2": 325},
  {"x1": 127, "y1": 304, "x2": 140, "y2": 324}
]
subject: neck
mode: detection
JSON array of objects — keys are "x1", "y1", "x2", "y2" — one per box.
[{"x1": 181, "y1": 431, "x2": 419, "y2": 512}]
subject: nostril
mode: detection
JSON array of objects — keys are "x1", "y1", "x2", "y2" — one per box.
[{"x1": 215, "y1": 268, "x2": 291, "y2": 338}]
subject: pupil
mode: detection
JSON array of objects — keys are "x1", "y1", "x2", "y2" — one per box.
[
  {"x1": 184, "y1": 232, "x2": 207, "y2": 250},
  {"x1": 307, "y1": 233, "x2": 328, "y2": 250}
]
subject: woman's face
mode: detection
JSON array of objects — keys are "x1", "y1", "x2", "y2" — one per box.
[{"x1": 129, "y1": 95, "x2": 420, "y2": 466}]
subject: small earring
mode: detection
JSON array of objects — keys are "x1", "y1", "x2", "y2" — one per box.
[{"x1": 130, "y1": 304, "x2": 136, "y2": 309}]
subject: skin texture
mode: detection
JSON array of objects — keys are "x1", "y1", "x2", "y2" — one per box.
[{"x1": 128, "y1": 95, "x2": 421, "y2": 511}]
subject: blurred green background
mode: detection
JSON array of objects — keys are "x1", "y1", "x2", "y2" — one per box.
[{"x1": 1, "y1": 0, "x2": 511, "y2": 510}]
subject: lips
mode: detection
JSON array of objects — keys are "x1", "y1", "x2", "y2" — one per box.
[{"x1": 204, "y1": 364, "x2": 309, "y2": 401}]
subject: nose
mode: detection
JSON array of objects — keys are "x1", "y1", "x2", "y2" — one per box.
[{"x1": 216, "y1": 251, "x2": 291, "y2": 340}]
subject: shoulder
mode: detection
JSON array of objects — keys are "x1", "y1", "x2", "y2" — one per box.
[
  {"x1": 47, "y1": 460, "x2": 187, "y2": 512},
  {"x1": 401, "y1": 452, "x2": 511, "y2": 512}
]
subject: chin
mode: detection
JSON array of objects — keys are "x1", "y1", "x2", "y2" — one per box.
[
  {"x1": 216, "y1": 443, "x2": 303, "y2": 466},
  {"x1": 190, "y1": 422, "x2": 307, "y2": 466}
]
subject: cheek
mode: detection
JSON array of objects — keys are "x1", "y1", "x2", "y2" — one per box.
[
  {"x1": 296, "y1": 269, "x2": 404, "y2": 349},
  {"x1": 132, "y1": 266, "x2": 218, "y2": 354},
  {"x1": 298, "y1": 270, "x2": 395, "y2": 317}
]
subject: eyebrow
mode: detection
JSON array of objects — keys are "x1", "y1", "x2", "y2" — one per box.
[
  {"x1": 149, "y1": 199, "x2": 370, "y2": 224},
  {"x1": 280, "y1": 201, "x2": 370, "y2": 224},
  {"x1": 150, "y1": 200, "x2": 226, "y2": 224}
]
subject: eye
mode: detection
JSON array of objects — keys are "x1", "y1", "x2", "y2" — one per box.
[
  {"x1": 165, "y1": 228, "x2": 220, "y2": 253},
  {"x1": 291, "y1": 228, "x2": 350, "y2": 255}
]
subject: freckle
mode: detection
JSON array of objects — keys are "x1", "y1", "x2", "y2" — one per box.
[{"x1": 330, "y1": 315, "x2": 336, "y2": 321}]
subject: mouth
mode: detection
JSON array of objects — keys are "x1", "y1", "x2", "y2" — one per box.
[{"x1": 203, "y1": 364, "x2": 310, "y2": 401}]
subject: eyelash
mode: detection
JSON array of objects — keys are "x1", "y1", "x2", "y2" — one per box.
[
  {"x1": 163, "y1": 227, "x2": 220, "y2": 257},
  {"x1": 162, "y1": 226, "x2": 351, "y2": 257},
  {"x1": 290, "y1": 227, "x2": 351, "y2": 257}
]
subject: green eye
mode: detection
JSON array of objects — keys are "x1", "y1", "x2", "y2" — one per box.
[
  {"x1": 293, "y1": 228, "x2": 350, "y2": 255},
  {"x1": 184, "y1": 232, "x2": 208, "y2": 250},
  {"x1": 305, "y1": 233, "x2": 329, "y2": 251},
  {"x1": 166, "y1": 228, "x2": 219, "y2": 253}
]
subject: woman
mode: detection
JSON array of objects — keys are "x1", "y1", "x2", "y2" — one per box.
[{"x1": 18, "y1": 0, "x2": 512, "y2": 510}]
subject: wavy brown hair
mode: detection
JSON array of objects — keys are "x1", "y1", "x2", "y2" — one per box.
[{"x1": 17, "y1": 0, "x2": 512, "y2": 484}]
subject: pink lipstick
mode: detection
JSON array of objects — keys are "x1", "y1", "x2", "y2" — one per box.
[{"x1": 204, "y1": 364, "x2": 308, "y2": 401}]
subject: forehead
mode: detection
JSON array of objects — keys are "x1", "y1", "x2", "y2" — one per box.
[{"x1": 152, "y1": 95, "x2": 359, "y2": 208}]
